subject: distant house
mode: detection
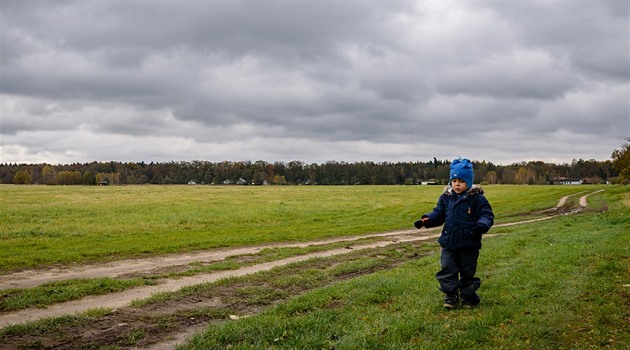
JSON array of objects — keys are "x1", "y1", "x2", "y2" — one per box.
[
  {"x1": 421, "y1": 181, "x2": 438, "y2": 185},
  {"x1": 222, "y1": 178, "x2": 248, "y2": 185},
  {"x1": 98, "y1": 180, "x2": 109, "y2": 186},
  {"x1": 554, "y1": 177, "x2": 582, "y2": 185},
  {"x1": 188, "y1": 180, "x2": 196, "y2": 185},
  {"x1": 582, "y1": 177, "x2": 602, "y2": 184}
]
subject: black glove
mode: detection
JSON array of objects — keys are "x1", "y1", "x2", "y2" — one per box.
[
  {"x1": 414, "y1": 217, "x2": 429, "y2": 229},
  {"x1": 472, "y1": 223, "x2": 488, "y2": 235}
]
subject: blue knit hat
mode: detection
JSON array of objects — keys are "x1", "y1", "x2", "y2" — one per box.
[{"x1": 450, "y1": 157, "x2": 474, "y2": 189}]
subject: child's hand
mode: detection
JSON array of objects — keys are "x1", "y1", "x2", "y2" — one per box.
[
  {"x1": 414, "y1": 217, "x2": 429, "y2": 229},
  {"x1": 472, "y1": 223, "x2": 489, "y2": 234}
]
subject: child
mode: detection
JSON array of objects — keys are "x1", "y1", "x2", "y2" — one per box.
[{"x1": 414, "y1": 157, "x2": 494, "y2": 309}]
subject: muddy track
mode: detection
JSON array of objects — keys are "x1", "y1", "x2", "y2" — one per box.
[
  {"x1": 0, "y1": 230, "x2": 442, "y2": 327},
  {"x1": 0, "y1": 190, "x2": 603, "y2": 349}
]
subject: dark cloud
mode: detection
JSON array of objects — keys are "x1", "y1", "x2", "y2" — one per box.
[
  {"x1": 483, "y1": 1, "x2": 629, "y2": 81},
  {"x1": 1, "y1": 1, "x2": 627, "y2": 165}
]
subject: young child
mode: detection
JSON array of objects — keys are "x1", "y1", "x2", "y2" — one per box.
[{"x1": 414, "y1": 157, "x2": 494, "y2": 309}]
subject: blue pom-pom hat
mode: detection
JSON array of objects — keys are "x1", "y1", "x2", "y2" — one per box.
[{"x1": 449, "y1": 157, "x2": 474, "y2": 189}]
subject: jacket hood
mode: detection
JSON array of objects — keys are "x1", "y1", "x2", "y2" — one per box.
[{"x1": 443, "y1": 185, "x2": 484, "y2": 196}]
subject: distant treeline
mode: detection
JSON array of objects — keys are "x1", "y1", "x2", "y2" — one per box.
[{"x1": 1, "y1": 158, "x2": 621, "y2": 186}]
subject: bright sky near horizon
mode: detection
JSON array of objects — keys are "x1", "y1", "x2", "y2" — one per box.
[{"x1": 1, "y1": 1, "x2": 628, "y2": 165}]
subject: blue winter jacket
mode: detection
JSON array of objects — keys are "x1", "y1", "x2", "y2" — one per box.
[{"x1": 422, "y1": 186, "x2": 494, "y2": 250}]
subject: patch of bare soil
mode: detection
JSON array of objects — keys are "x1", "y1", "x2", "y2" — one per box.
[{"x1": 0, "y1": 190, "x2": 601, "y2": 349}]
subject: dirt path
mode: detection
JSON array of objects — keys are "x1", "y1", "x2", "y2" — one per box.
[
  {"x1": 0, "y1": 230, "x2": 442, "y2": 327},
  {"x1": 0, "y1": 190, "x2": 602, "y2": 341},
  {"x1": 0, "y1": 230, "x2": 430, "y2": 291}
]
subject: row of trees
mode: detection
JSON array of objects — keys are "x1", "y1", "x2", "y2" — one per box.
[{"x1": 2, "y1": 154, "x2": 627, "y2": 186}]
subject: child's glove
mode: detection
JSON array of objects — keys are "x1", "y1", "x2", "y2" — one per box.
[
  {"x1": 414, "y1": 217, "x2": 429, "y2": 229},
  {"x1": 472, "y1": 223, "x2": 489, "y2": 235}
]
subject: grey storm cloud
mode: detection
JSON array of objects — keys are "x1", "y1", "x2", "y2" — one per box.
[{"x1": 0, "y1": 1, "x2": 628, "y2": 165}]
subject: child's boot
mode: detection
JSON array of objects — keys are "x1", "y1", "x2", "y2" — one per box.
[
  {"x1": 443, "y1": 293, "x2": 459, "y2": 309},
  {"x1": 460, "y1": 288, "x2": 480, "y2": 307}
]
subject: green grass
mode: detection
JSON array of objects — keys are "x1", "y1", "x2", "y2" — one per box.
[
  {"x1": 178, "y1": 186, "x2": 629, "y2": 350},
  {"x1": 0, "y1": 186, "x2": 626, "y2": 349},
  {"x1": 0, "y1": 185, "x2": 594, "y2": 272}
]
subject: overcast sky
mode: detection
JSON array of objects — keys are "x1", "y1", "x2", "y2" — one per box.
[{"x1": 1, "y1": 1, "x2": 628, "y2": 165}]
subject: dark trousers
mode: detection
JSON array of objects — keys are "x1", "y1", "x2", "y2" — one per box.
[{"x1": 436, "y1": 247, "x2": 481, "y2": 303}]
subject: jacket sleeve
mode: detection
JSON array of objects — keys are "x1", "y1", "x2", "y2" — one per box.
[
  {"x1": 422, "y1": 194, "x2": 446, "y2": 228},
  {"x1": 474, "y1": 195, "x2": 494, "y2": 233}
]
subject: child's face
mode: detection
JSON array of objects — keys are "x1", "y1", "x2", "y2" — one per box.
[{"x1": 451, "y1": 178, "x2": 468, "y2": 194}]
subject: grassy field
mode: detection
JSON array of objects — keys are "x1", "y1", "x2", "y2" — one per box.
[
  {"x1": 0, "y1": 184, "x2": 598, "y2": 272},
  {"x1": 179, "y1": 186, "x2": 629, "y2": 349},
  {"x1": 184, "y1": 220, "x2": 628, "y2": 350},
  {"x1": 0, "y1": 185, "x2": 627, "y2": 349}
]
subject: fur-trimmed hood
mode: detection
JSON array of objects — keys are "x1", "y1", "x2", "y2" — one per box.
[{"x1": 443, "y1": 185, "x2": 484, "y2": 196}]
